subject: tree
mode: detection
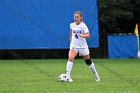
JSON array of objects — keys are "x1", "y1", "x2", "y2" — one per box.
[{"x1": 98, "y1": 0, "x2": 140, "y2": 34}]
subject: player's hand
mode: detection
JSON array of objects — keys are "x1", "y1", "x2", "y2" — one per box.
[
  {"x1": 78, "y1": 33, "x2": 90, "y2": 38},
  {"x1": 78, "y1": 34, "x2": 84, "y2": 38}
]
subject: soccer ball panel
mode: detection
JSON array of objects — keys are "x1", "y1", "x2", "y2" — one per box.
[{"x1": 58, "y1": 74, "x2": 68, "y2": 82}]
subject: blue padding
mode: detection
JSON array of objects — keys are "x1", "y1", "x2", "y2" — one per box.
[
  {"x1": 0, "y1": 0, "x2": 98, "y2": 49},
  {"x1": 108, "y1": 35, "x2": 138, "y2": 58}
]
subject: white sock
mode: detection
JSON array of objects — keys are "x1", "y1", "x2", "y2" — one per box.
[
  {"x1": 89, "y1": 62, "x2": 98, "y2": 76},
  {"x1": 66, "y1": 61, "x2": 73, "y2": 77}
]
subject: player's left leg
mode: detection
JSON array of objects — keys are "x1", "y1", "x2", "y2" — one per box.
[
  {"x1": 83, "y1": 55, "x2": 100, "y2": 81},
  {"x1": 80, "y1": 48, "x2": 100, "y2": 82}
]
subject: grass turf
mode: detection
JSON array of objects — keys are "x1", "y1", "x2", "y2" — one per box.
[{"x1": 0, "y1": 59, "x2": 139, "y2": 93}]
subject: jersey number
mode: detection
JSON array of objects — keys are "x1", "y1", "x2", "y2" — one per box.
[{"x1": 75, "y1": 34, "x2": 78, "y2": 39}]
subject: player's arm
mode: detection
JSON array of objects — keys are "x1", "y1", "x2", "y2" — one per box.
[
  {"x1": 78, "y1": 32, "x2": 90, "y2": 38},
  {"x1": 78, "y1": 24, "x2": 90, "y2": 38},
  {"x1": 70, "y1": 29, "x2": 72, "y2": 42}
]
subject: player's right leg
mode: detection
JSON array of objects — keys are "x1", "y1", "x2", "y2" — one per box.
[{"x1": 66, "y1": 49, "x2": 77, "y2": 82}]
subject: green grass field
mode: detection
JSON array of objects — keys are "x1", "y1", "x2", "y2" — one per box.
[{"x1": 0, "y1": 59, "x2": 139, "y2": 93}]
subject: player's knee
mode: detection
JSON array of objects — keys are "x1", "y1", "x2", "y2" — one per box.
[
  {"x1": 68, "y1": 57, "x2": 74, "y2": 62},
  {"x1": 85, "y1": 59, "x2": 92, "y2": 66}
]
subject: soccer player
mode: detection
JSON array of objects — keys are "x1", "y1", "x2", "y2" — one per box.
[{"x1": 66, "y1": 11, "x2": 100, "y2": 82}]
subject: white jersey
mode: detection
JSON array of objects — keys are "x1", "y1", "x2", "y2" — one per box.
[{"x1": 70, "y1": 22, "x2": 89, "y2": 49}]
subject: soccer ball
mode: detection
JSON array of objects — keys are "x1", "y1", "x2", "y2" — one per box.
[
  {"x1": 58, "y1": 74, "x2": 68, "y2": 82},
  {"x1": 138, "y1": 51, "x2": 140, "y2": 59}
]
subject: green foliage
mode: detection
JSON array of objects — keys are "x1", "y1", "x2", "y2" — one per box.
[{"x1": 99, "y1": 0, "x2": 140, "y2": 33}]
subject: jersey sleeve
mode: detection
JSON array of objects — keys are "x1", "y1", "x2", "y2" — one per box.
[
  {"x1": 83, "y1": 23, "x2": 89, "y2": 33},
  {"x1": 70, "y1": 23, "x2": 73, "y2": 29}
]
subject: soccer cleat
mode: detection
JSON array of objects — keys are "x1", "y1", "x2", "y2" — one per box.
[
  {"x1": 94, "y1": 75, "x2": 100, "y2": 82},
  {"x1": 67, "y1": 76, "x2": 73, "y2": 82}
]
